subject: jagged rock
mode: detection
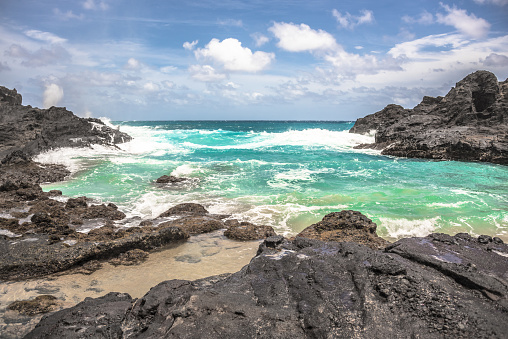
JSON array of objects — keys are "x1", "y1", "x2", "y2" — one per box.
[
  {"x1": 0, "y1": 86, "x2": 132, "y2": 162},
  {"x1": 350, "y1": 71, "x2": 508, "y2": 165},
  {"x1": 25, "y1": 234, "x2": 508, "y2": 338},
  {"x1": 8, "y1": 295, "x2": 60, "y2": 316},
  {"x1": 224, "y1": 219, "x2": 276, "y2": 241},
  {"x1": 296, "y1": 210, "x2": 389, "y2": 250}
]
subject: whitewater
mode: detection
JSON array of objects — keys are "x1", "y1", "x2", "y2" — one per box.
[{"x1": 35, "y1": 120, "x2": 508, "y2": 241}]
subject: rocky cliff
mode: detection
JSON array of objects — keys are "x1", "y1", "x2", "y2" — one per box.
[
  {"x1": 25, "y1": 232, "x2": 508, "y2": 338},
  {"x1": 350, "y1": 71, "x2": 508, "y2": 165},
  {"x1": 0, "y1": 86, "x2": 132, "y2": 161}
]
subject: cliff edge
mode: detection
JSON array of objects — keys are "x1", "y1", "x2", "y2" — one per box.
[{"x1": 350, "y1": 71, "x2": 508, "y2": 165}]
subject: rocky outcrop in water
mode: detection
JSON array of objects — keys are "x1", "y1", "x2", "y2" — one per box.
[
  {"x1": 0, "y1": 85, "x2": 132, "y2": 162},
  {"x1": 25, "y1": 232, "x2": 508, "y2": 338},
  {"x1": 350, "y1": 71, "x2": 508, "y2": 165}
]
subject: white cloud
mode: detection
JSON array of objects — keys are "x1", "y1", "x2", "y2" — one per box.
[
  {"x1": 251, "y1": 33, "x2": 269, "y2": 47},
  {"x1": 194, "y1": 38, "x2": 274, "y2": 72},
  {"x1": 402, "y1": 11, "x2": 434, "y2": 25},
  {"x1": 332, "y1": 9, "x2": 374, "y2": 29},
  {"x1": 43, "y1": 83, "x2": 64, "y2": 108},
  {"x1": 160, "y1": 66, "x2": 177, "y2": 73},
  {"x1": 25, "y1": 30, "x2": 67, "y2": 44},
  {"x1": 53, "y1": 9, "x2": 85, "y2": 21},
  {"x1": 269, "y1": 22, "x2": 339, "y2": 52},
  {"x1": 189, "y1": 65, "x2": 227, "y2": 82},
  {"x1": 217, "y1": 19, "x2": 243, "y2": 27},
  {"x1": 474, "y1": 0, "x2": 508, "y2": 5},
  {"x1": 389, "y1": 33, "x2": 468, "y2": 58},
  {"x1": 436, "y1": 4, "x2": 490, "y2": 39},
  {"x1": 83, "y1": 0, "x2": 109, "y2": 11},
  {"x1": 143, "y1": 82, "x2": 159, "y2": 91},
  {"x1": 482, "y1": 53, "x2": 508, "y2": 66},
  {"x1": 5, "y1": 44, "x2": 70, "y2": 67},
  {"x1": 125, "y1": 58, "x2": 142, "y2": 69},
  {"x1": 183, "y1": 40, "x2": 198, "y2": 50}
]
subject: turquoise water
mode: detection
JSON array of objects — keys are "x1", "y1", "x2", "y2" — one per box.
[{"x1": 38, "y1": 121, "x2": 508, "y2": 241}]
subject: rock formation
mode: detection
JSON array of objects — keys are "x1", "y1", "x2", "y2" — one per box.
[
  {"x1": 0, "y1": 85, "x2": 132, "y2": 161},
  {"x1": 350, "y1": 71, "x2": 508, "y2": 165},
  {"x1": 25, "y1": 233, "x2": 508, "y2": 338}
]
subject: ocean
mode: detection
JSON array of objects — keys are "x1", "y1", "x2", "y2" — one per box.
[{"x1": 36, "y1": 120, "x2": 508, "y2": 241}]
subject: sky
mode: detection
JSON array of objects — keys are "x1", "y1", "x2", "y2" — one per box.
[{"x1": 1, "y1": 0, "x2": 507, "y2": 121}]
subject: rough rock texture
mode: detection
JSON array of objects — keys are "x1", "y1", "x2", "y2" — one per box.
[
  {"x1": 0, "y1": 85, "x2": 132, "y2": 162},
  {"x1": 7, "y1": 295, "x2": 60, "y2": 316},
  {"x1": 350, "y1": 71, "x2": 508, "y2": 164},
  {"x1": 158, "y1": 203, "x2": 209, "y2": 218},
  {"x1": 26, "y1": 233, "x2": 508, "y2": 338},
  {"x1": 224, "y1": 219, "x2": 277, "y2": 241},
  {"x1": 155, "y1": 175, "x2": 187, "y2": 184},
  {"x1": 296, "y1": 210, "x2": 389, "y2": 250},
  {"x1": 0, "y1": 225, "x2": 188, "y2": 280}
]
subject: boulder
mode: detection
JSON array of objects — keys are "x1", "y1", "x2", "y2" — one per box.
[
  {"x1": 224, "y1": 220, "x2": 277, "y2": 241},
  {"x1": 8, "y1": 295, "x2": 60, "y2": 316},
  {"x1": 296, "y1": 210, "x2": 389, "y2": 250},
  {"x1": 155, "y1": 175, "x2": 188, "y2": 184},
  {"x1": 158, "y1": 203, "x2": 209, "y2": 218}
]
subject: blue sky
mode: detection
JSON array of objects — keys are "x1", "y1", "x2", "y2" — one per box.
[{"x1": 1, "y1": 0, "x2": 507, "y2": 120}]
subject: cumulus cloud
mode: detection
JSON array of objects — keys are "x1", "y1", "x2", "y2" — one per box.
[
  {"x1": 43, "y1": 83, "x2": 64, "y2": 108},
  {"x1": 25, "y1": 30, "x2": 67, "y2": 44},
  {"x1": 194, "y1": 38, "x2": 274, "y2": 72},
  {"x1": 189, "y1": 65, "x2": 227, "y2": 82},
  {"x1": 124, "y1": 57, "x2": 142, "y2": 70},
  {"x1": 269, "y1": 22, "x2": 339, "y2": 52},
  {"x1": 482, "y1": 53, "x2": 508, "y2": 66},
  {"x1": 143, "y1": 82, "x2": 159, "y2": 91},
  {"x1": 474, "y1": 0, "x2": 508, "y2": 5},
  {"x1": 332, "y1": 9, "x2": 374, "y2": 29},
  {"x1": 183, "y1": 40, "x2": 198, "y2": 50},
  {"x1": 83, "y1": 0, "x2": 109, "y2": 11},
  {"x1": 251, "y1": 33, "x2": 269, "y2": 47},
  {"x1": 436, "y1": 4, "x2": 490, "y2": 39}
]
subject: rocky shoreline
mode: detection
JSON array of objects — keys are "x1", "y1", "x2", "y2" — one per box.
[
  {"x1": 349, "y1": 71, "x2": 508, "y2": 165},
  {"x1": 1, "y1": 82, "x2": 507, "y2": 338}
]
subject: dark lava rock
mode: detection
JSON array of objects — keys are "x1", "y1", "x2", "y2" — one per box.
[
  {"x1": 224, "y1": 219, "x2": 276, "y2": 241},
  {"x1": 0, "y1": 85, "x2": 132, "y2": 162},
  {"x1": 158, "y1": 216, "x2": 225, "y2": 235},
  {"x1": 297, "y1": 210, "x2": 389, "y2": 250},
  {"x1": 350, "y1": 71, "x2": 508, "y2": 165},
  {"x1": 25, "y1": 292, "x2": 133, "y2": 339},
  {"x1": 155, "y1": 175, "x2": 188, "y2": 184},
  {"x1": 0, "y1": 225, "x2": 188, "y2": 280},
  {"x1": 26, "y1": 233, "x2": 508, "y2": 338},
  {"x1": 158, "y1": 203, "x2": 209, "y2": 218},
  {"x1": 109, "y1": 249, "x2": 149, "y2": 266},
  {"x1": 8, "y1": 295, "x2": 60, "y2": 316},
  {"x1": 81, "y1": 203, "x2": 126, "y2": 220}
]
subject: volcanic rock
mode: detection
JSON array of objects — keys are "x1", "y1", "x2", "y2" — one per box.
[
  {"x1": 8, "y1": 295, "x2": 60, "y2": 316},
  {"x1": 350, "y1": 71, "x2": 508, "y2": 165},
  {"x1": 0, "y1": 85, "x2": 132, "y2": 162},
  {"x1": 155, "y1": 175, "x2": 188, "y2": 184},
  {"x1": 158, "y1": 203, "x2": 209, "y2": 218},
  {"x1": 26, "y1": 233, "x2": 508, "y2": 338},
  {"x1": 297, "y1": 210, "x2": 389, "y2": 250},
  {"x1": 224, "y1": 219, "x2": 277, "y2": 241}
]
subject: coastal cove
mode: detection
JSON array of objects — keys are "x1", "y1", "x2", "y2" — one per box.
[{"x1": 37, "y1": 120, "x2": 508, "y2": 242}]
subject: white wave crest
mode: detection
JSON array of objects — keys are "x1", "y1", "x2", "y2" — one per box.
[{"x1": 379, "y1": 217, "x2": 439, "y2": 240}]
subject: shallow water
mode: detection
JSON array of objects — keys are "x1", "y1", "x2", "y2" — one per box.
[
  {"x1": 0, "y1": 232, "x2": 259, "y2": 338},
  {"x1": 36, "y1": 120, "x2": 508, "y2": 241}
]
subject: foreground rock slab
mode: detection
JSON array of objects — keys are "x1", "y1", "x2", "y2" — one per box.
[
  {"x1": 350, "y1": 70, "x2": 508, "y2": 165},
  {"x1": 26, "y1": 233, "x2": 508, "y2": 338}
]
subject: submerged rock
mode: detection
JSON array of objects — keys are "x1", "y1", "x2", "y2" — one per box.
[
  {"x1": 8, "y1": 295, "x2": 60, "y2": 316},
  {"x1": 26, "y1": 233, "x2": 508, "y2": 338},
  {"x1": 296, "y1": 210, "x2": 389, "y2": 250},
  {"x1": 155, "y1": 175, "x2": 188, "y2": 184},
  {"x1": 350, "y1": 70, "x2": 508, "y2": 165}
]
